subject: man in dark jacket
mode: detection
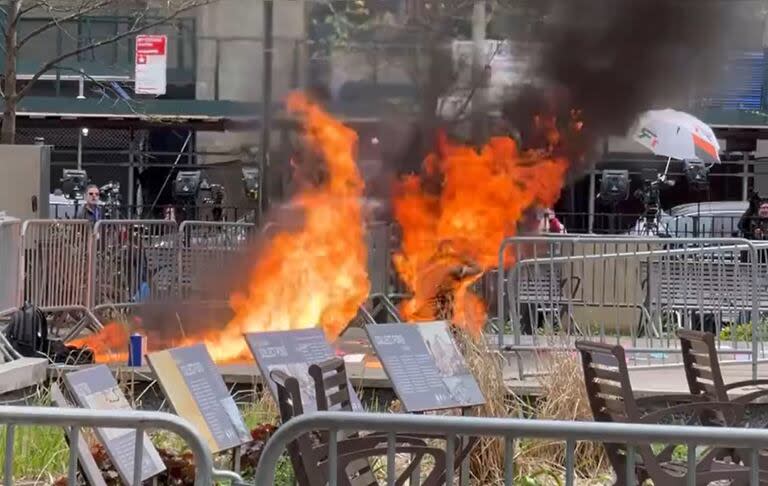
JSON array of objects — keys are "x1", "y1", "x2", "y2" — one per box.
[{"x1": 77, "y1": 184, "x2": 102, "y2": 223}]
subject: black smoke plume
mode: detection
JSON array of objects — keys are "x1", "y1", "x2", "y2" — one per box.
[{"x1": 504, "y1": 0, "x2": 744, "y2": 160}]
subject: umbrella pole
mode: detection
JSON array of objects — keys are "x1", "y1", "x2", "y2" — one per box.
[{"x1": 662, "y1": 156, "x2": 672, "y2": 180}]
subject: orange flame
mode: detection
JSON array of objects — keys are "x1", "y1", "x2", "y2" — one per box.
[
  {"x1": 393, "y1": 132, "x2": 569, "y2": 334},
  {"x1": 68, "y1": 94, "x2": 369, "y2": 364},
  {"x1": 70, "y1": 322, "x2": 130, "y2": 363},
  {"x1": 194, "y1": 93, "x2": 370, "y2": 362},
  {"x1": 70, "y1": 99, "x2": 573, "y2": 362}
]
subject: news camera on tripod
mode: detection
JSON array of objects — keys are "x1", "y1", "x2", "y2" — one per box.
[
  {"x1": 633, "y1": 168, "x2": 675, "y2": 236},
  {"x1": 99, "y1": 181, "x2": 121, "y2": 219}
]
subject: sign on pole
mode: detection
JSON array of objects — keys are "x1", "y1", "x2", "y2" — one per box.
[{"x1": 135, "y1": 35, "x2": 167, "y2": 95}]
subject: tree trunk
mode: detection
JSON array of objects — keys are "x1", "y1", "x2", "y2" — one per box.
[
  {"x1": 1, "y1": 97, "x2": 17, "y2": 145},
  {"x1": 1, "y1": 0, "x2": 20, "y2": 145}
]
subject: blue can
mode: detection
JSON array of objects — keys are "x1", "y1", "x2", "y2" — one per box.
[{"x1": 128, "y1": 333, "x2": 145, "y2": 367}]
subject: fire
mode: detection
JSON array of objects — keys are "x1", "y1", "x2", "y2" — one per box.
[
  {"x1": 69, "y1": 95, "x2": 574, "y2": 363},
  {"x1": 195, "y1": 92, "x2": 370, "y2": 362},
  {"x1": 70, "y1": 322, "x2": 130, "y2": 363},
  {"x1": 69, "y1": 94, "x2": 369, "y2": 364},
  {"x1": 393, "y1": 131, "x2": 569, "y2": 334}
]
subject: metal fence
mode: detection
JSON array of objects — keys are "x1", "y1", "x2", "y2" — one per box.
[
  {"x1": 91, "y1": 220, "x2": 179, "y2": 311},
  {"x1": 0, "y1": 218, "x2": 21, "y2": 316},
  {"x1": 178, "y1": 221, "x2": 257, "y2": 301},
  {"x1": 0, "y1": 405, "x2": 243, "y2": 486},
  {"x1": 20, "y1": 220, "x2": 92, "y2": 310},
  {"x1": 556, "y1": 211, "x2": 748, "y2": 238},
  {"x1": 49, "y1": 203, "x2": 261, "y2": 224},
  {"x1": 0, "y1": 220, "x2": 264, "y2": 319},
  {"x1": 495, "y1": 236, "x2": 768, "y2": 378},
  {"x1": 254, "y1": 411, "x2": 768, "y2": 486}
]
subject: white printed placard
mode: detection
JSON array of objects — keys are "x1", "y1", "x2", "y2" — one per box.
[{"x1": 135, "y1": 35, "x2": 167, "y2": 95}]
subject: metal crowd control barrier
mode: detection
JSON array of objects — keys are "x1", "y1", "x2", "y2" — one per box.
[
  {"x1": 91, "y1": 220, "x2": 179, "y2": 311},
  {"x1": 20, "y1": 220, "x2": 91, "y2": 309},
  {"x1": 0, "y1": 218, "x2": 21, "y2": 316},
  {"x1": 178, "y1": 221, "x2": 256, "y2": 301},
  {"x1": 0, "y1": 405, "x2": 244, "y2": 486},
  {"x1": 254, "y1": 411, "x2": 768, "y2": 486},
  {"x1": 496, "y1": 237, "x2": 763, "y2": 379},
  {"x1": 18, "y1": 220, "x2": 101, "y2": 338}
]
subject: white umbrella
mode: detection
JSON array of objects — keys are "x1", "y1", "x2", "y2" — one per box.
[{"x1": 632, "y1": 109, "x2": 721, "y2": 166}]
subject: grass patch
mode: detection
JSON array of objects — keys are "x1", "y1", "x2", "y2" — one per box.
[
  {"x1": 719, "y1": 320, "x2": 768, "y2": 343},
  {"x1": 0, "y1": 424, "x2": 69, "y2": 484}
]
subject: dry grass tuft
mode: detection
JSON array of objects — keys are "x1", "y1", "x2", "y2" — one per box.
[
  {"x1": 515, "y1": 350, "x2": 608, "y2": 480},
  {"x1": 451, "y1": 331, "x2": 609, "y2": 485},
  {"x1": 452, "y1": 327, "x2": 516, "y2": 485},
  {"x1": 242, "y1": 391, "x2": 281, "y2": 428}
]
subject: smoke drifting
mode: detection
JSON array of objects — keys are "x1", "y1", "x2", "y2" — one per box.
[{"x1": 504, "y1": 0, "x2": 738, "y2": 154}]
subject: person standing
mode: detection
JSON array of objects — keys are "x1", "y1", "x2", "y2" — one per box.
[
  {"x1": 539, "y1": 208, "x2": 566, "y2": 234},
  {"x1": 78, "y1": 184, "x2": 102, "y2": 223}
]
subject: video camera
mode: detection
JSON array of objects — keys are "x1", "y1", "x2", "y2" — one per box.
[
  {"x1": 60, "y1": 170, "x2": 89, "y2": 200},
  {"x1": 99, "y1": 181, "x2": 121, "y2": 218},
  {"x1": 634, "y1": 169, "x2": 675, "y2": 226}
]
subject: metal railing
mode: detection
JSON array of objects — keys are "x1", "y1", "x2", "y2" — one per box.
[
  {"x1": 91, "y1": 220, "x2": 179, "y2": 311},
  {"x1": 555, "y1": 211, "x2": 749, "y2": 238},
  {"x1": 0, "y1": 218, "x2": 21, "y2": 316},
  {"x1": 254, "y1": 411, "x2": 768, "y2": 486},
  {"x1": 0, "y1": 405, "x2": 243, "y2": 486},
  {"x1": 496, "y1": 237, "x2": 766, "y2": 378},
  {"x1": 6, "y1": 219, "x2": 264, "y2": 318},
  {"x1": 178, "y1": 220, "x2": 256, "y2": 301},
  {"x1": 20, "y1": 220, "x2": 92, "y2": 309},
  {"x1": 49, "y1": 203, "x2": 261, "y2": 224}
]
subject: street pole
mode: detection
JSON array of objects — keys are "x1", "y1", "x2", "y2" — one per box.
[
  {"x1": 77, "y1": 129, "x2": 82, "y2": 170},
  {"x1": 261, "y1": 0, "x2": 274, "y2": 222},
  {"x1": 128, "y1": 129, "x2": 135, "y2": 212},
  {"x1": 471, "y1": 0, "x2": 487, "y2": 145}
]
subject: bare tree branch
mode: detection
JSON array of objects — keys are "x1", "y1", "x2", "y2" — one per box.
[
  {"x1": 18, "y1": 0, "x2": 118, "y2": 49},
  {"x1": 19, "y1": 1, "x2": 50, "y2": 17},
  {"x1": 17, "y1": 0, "x2": 215, "y2": 100}
]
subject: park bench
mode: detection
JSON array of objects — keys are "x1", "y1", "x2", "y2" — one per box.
[
  {"x1": 271, "y1": 368, "x2": 445, "y2": 486},
  {"x1": 308, "y1": 356, "x2": 477, "y2": 485},
  {"x1": 577, "y1": 340, "x2": 753, "y2": 486},
  {"x1": 678, "y1": 329, "x2": 768, "y2": 405},
  {"x1": 679, "y1": 329, "x2": 768, "y2": 469}
]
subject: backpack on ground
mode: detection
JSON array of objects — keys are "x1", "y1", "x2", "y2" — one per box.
[{"x1": 5, "y1": 302, "x2": 48, "y2": 358}]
